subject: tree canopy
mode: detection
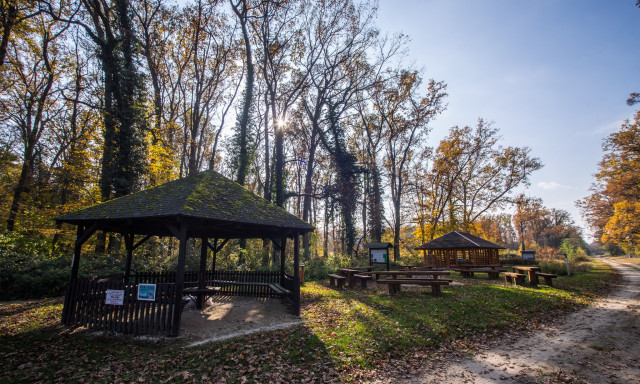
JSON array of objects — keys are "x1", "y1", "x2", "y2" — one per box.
[{"x1": 1, "y1": 0, "x2": 574, "y2": 267}]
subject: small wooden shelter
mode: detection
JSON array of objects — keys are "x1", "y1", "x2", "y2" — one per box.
[
  {"x1": 57, "y1": 170, "x2": 314, "y2": 337},
  {"x1": 415, "y1": 231, "x2": 504, "y2": 268}
]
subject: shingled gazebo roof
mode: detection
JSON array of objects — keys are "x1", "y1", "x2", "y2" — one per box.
[
  {"x1": 57, "y1": 170, "x2": 314, "y2": 239},
  {"x1": 415, "y1": 231, "x2": 505, "y2": 250}
]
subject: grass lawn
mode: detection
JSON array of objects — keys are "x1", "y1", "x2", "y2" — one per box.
[{"x1": 0, "y1": 259, "x2": 616, "y2": 383}]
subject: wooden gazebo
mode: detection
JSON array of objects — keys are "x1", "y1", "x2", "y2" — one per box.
[
  {"x1": 415, "y1": 231, "x2": 504, "y2": 268},
  {"x1": 57, "y1": 170, "x2": 314, "y2": 337}
]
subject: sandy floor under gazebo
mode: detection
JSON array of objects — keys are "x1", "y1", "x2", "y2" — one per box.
[{"x1": 179, "y1": 295, "x2": 302, "y2": 347}]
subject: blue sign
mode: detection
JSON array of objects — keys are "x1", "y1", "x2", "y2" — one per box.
[{"x1": 137, "y1": 284, "x2": 156, "y2": 301}]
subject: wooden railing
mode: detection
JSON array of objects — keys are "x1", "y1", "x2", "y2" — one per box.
[
  {"x1": 128, "y1": 270, "x2": 281, "y2": 285},
  {"x1": 62, "y1": 278, "x2": 178, "y2": 336},
  {"x1": 62, "y1": 269, "x2": 297, "y2": 336}
]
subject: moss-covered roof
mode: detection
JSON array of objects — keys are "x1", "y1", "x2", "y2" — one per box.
[
  {"x1": 415, "y1": 231, "x2": 505, "y2": 250},
  {"x1": 57, "y1": 170, "x2": 314, "y2": 237}
]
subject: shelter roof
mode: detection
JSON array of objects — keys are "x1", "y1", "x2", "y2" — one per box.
[
  {"x1": 57, "y1": 170, "x2": 314, "y2": 238},
  {"x1": 415, "y1": 231, "x2": 505, "y2": 250},
  {"x1": 364, "y1": 242, "x2": 393, "y2": 249}
]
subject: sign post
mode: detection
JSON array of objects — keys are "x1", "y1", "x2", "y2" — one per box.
[
  {"x1": 564, "y1": 252, "x2": 570, "y2": 276},
  {"x1": 365, "y1": 242, "x2": 393, "y2": 271}
]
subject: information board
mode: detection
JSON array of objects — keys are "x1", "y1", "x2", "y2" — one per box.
[
  {"x1": 370, "y1": 249, "x2": 388, "y2": 264},
  {"x1": 137, "y1": 284, "x2": 156, "y2": 301}
]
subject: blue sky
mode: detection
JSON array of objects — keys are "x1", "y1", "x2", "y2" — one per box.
[{"x1": 376, "y1": 0, "x2": 640, "y2": 238}]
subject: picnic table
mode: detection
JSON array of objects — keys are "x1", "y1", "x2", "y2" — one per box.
[
  {"x1": 350, "y1": 266, "x2": 375, "y2": 272},
  {"x1": 374, "y1": 270, "x2": 451, "y2": 296},
  {"x1": 183, "y1": 286, "x2": 221, "y2": 308},
  {"x1": 457, "y1": 264, "x2": 506, "y2": 279},
  {"x1": 337, "y1": 268, "x2": 361, "y2": 288},
  {"x1": 511, "y1": 266, "x2": 542, "y2": 285},
  {"x1": 371, "y1": 270, "x2": 451, "y2": 280}
]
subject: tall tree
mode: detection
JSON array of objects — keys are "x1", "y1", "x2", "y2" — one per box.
[
  {"x1": 175, "y1": 0, "x2": 236, "y2": 176},
  {"x1": 230, "y1": 0, "x2": 256, "y2": 186},
  {"x1": 377, "y1": 70, "x2": 447, "y2": 260},
  {"x1": 2, "y1": 11, "x2": 67, "y2": 231},
  {"x1": 300, "y1": 0, "x2": 394, "y2": 257},
  {"x1": 579, "y1": 110, "x2": 640, "y2": 251},
  {"x1": 0, "y1": 0, "x2": 41, "y2": 67}
]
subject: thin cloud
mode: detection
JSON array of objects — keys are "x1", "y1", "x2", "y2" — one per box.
[
  {"x1": 537, "y1": 181, "x2": 572, "y2": 190},
  {"x1": 592, "y1": 117, "x2": 628, "y2": 135}
]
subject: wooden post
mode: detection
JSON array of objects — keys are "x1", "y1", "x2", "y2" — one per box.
[
  {"x1": 211, "y1": 238, "x2": 218, "y2": 273},
  {"x1": 62, "y1": 225, "x2": 84, "y2": 325},
  {"x1": 170, "y1": 222, "x2": 188, "y2": 337},
  {"x1": 280, "y1": 237, "x2": 287, "y2": 285},
  {"x1": 124, "y1": 233, "x2": 134, "y2": 284},
  {"x1": 62, "y1": 223, "x2": 96, "y2": 325},
  {"x1": 197, "y1": 237, "x2": 208, "y2": 309},
  {"x1": 70, "y1": 225, "x2": 84, "y2": 280},
  {"x1": 293, "y1": 233, "x2": 300, "y2": 316}
]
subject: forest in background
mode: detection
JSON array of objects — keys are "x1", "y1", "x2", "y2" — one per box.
[{"x1": 2, "y1": 0, "x2": 624, "y2": 299}]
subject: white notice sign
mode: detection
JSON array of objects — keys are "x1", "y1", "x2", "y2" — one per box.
[
  {"x1": 105, "y1": 289, "x2": 124, "y2": 305},
  {"x1": 370, "y1": 249, "x2": 388, "y2": 263}
]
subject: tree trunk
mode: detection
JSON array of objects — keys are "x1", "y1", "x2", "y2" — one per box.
[
  {"x1": 6, "y1": 155, "x2": 33, "y2": 231},
  {"x1": 0, "y1": 2, "x2": 18, "y2": 68},
  {"x1": 301, "y1": 128, "x2": 318, "y2": 259},
  {"x1": 232, "y1": 0, "x2": 254, "y2": 186}
]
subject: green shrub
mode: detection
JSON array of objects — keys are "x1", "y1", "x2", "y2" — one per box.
[
  {"x1": 0, "y1": 232, "x2": 125, "y2": 300},
  {"x1": 499, "y1": 256, "x2": 538, "y2": 266},
  {"x1": 538, "y1": 259, "x2": 592, "y2": 276},
  {"x1": 303, "y1": 253, "x2": 352, "y2": 281}
]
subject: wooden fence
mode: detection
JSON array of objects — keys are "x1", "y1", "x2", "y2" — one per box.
[
  {"x1": 62, "y1": 269, "x2": 298, "y2": 336},
  {"x1": 129, "y1": 270, "x2": 285, "y2": 298},
  {"x1": 61, "y1": 279, "x2": 178, "y2": 336}
]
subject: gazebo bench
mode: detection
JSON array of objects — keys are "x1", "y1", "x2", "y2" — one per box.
[
  {"x1": 206, "y1": 280, "x2": 290, "y2": 297},
  {"x1": 502, "y1": 272, "x2": 525, "y2": 286},
  {"x1": 376, "y1": 278, "x2": 449, "y2": 296},
  {"x1": 268, "y1": 283, "x2": 291, "y2": 295},
  {"x1": 536, "y1": 272, "x2": 558, "y2": 286},
  {"x1": 327, "y1": 274, "x2": 346, "y2": 288}
]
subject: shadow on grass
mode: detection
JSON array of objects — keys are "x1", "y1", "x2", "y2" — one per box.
[
  {"x1": 301, "y1": 275, "x2": 600, "y2": 372},
  {"x1": 0, "y1": 297, "x2": 62, "y2": 317},
  {"x1": 1, "y1": 299, "x2": 340, "y2": 383}
]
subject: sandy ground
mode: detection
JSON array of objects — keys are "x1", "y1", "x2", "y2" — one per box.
[
  {"x1": 178, "y1": 295, "x2": 302, "y2": 347},
  {"x1": 381, "y1": 258, "x2": 640, "y2": 384}
]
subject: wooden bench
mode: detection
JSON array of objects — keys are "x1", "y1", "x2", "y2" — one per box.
[
  {"x1": 327, "y1": 274, "x2": 347, "y2": 288},
  {"x1": 536, "y1": 272, "x2": 558, "y2": 286},
  {"x1": 376, "y1": 279, "x2": 450, "y2": 296},
  {"x1": 205, "y1": 280, "x2": 290, "y2": 298},
  {"x1": 354, "y1": 274, "x2": 372, "y2": 289},
  {"x1": 268, "y1": 283, "x2": 291, "y2": 295},
  {"x1": 502, "y1": 272, "x2": 525, "y2": 286}
]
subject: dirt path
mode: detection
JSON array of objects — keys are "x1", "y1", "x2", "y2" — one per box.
[{"x1": 393, "y1": 258, "x2": 640, "y2": 384}]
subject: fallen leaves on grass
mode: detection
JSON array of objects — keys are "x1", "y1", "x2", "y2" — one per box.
[{"x1": 0, "y1": 261, "x2": 615, "y2": 383}]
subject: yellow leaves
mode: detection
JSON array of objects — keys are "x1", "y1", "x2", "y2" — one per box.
[{"x1": 602, "y1": 200, "x2": 640, "y2": 248}]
